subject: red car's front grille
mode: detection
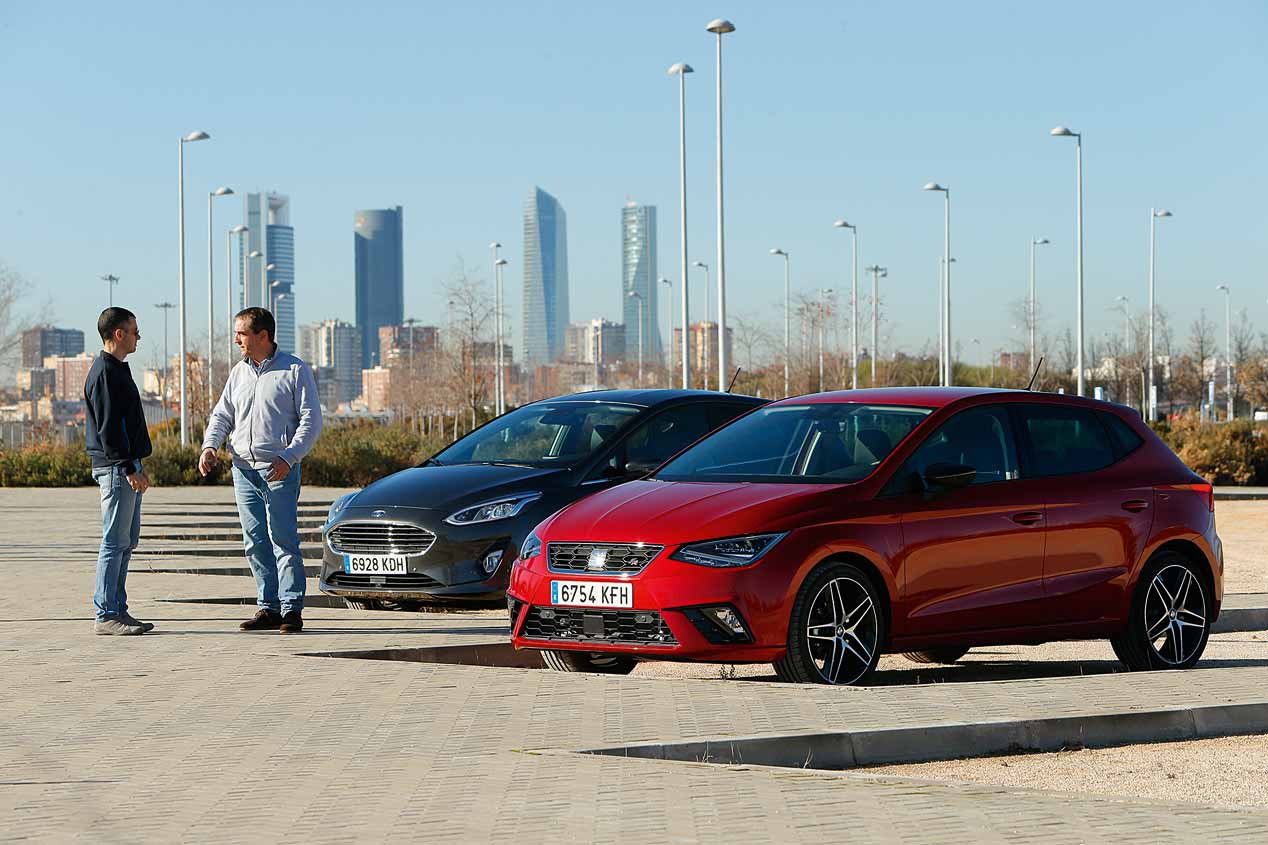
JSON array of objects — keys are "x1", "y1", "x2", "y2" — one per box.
[{"x1": 547, "y1": 542, "x2": 663, "y2": 575}]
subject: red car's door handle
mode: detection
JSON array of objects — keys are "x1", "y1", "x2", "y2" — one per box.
[
  {"x1": 1011, "y1": 511, "x2": 1044, "y2": 526},
  {"x1": 1122, "y1": 499, "x2": 1150, "y2": 513}
]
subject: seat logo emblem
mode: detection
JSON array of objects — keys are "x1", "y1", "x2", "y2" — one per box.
[
  {"x1": 371, "y1": 510, "x2": 386, "y2": 518},
  {"x1": 586, "y1": 549, "x2": 609, "y2": 571}
]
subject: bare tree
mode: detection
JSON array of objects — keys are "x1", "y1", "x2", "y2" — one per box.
[
  {"x1": 0, "y1": 262, "x2": 36, "y2": 378},
  {"x1": 441, "y1": 263, "x2": 494, "y2": 430}
]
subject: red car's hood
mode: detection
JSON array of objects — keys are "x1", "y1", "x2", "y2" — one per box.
[{"x1": 541, "y1": 479, "x2": 841, "y2": 545}]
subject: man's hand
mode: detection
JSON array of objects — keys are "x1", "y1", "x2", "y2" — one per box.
[
  {"x1": 266, "y1": 456, "x2": 291, "y2": 483},
  {"x1": 126, "y1": 471, "x2": 151, "y2": 494},
  {"x1": 198, "y1": 448, "x2": 219, "y2": 477}
]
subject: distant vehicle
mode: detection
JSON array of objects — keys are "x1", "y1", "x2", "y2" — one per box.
[
  {"x1": 319, "y1": 390, "x2": 767, "y2": 609},
  {"x1": 510, "y1": 387, "x2": 1222, "y2": 684},
  {"x1": 1253, "y1": 409, "x2": 1268, "y2": 423}
]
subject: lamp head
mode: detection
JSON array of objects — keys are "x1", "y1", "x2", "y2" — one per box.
[
  {"x1": 833, "y1": 219, "x2": 853, "y2": 230},
  {"x1": 923, "y1": 182, "x2": 947, "y2": 192},
  {"x1": 265, "y1": 263, "x2": 276, "y2": 271},
  {"x1": 667, "y1": 63, "x2": 694, "y2": 75},
  {"x1": 247, "y1": 250, "x2": 263, "y2": 258},
  {"x1": 692, "y1": 260, "x2": 707, "y2": 269},
  {"x1": 490, "y1": 241, "x2": 502, "y2": 249},
  {"x1": 494, "y1": 258, "x2": 508, "y2": 267},
  {"x1": 182, "y1": 130, "x2": 210, "y2": 142},
  {"x1": 211, "y1": 186, "x2": 234, "y2": 197},
  {"x1": 1050, "y1": 125, "x2": 1078, "y2": 138},
  {"x1": 706, "y1": 18, "x2": 736, "y2": 33},
  {"x1": 1154, "y1": 209, "x2": 1173, "y2": 219},
  {"x1": 1034, "y1": 237, "x2": 1050, "y2": 245},
  {"x1": 230, "y1": 224, "x2": 248, "y2": 234},
  {"x1": 1216, "y1": 284, "x2": 1229, "y2": 292},
  {"x1": 770, "y1": 248, "x2": 786, "y2": 256}
]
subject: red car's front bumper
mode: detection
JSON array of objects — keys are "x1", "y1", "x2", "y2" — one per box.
[{"x1": 507, "y1": 544, "x2": 799, "y2": 663}]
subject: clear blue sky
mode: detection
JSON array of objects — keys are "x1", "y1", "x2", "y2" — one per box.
[{"x1": 3, "y1": 0, "x2": 1266, "y2": 370}]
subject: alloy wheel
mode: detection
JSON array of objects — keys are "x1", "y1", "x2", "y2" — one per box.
[
  {"x1": 1142, "y1": 563, "x2": 1208, "y2": 666},
  {"x1": 804, "y1": 576, "x2": 879, "y2": 684}
]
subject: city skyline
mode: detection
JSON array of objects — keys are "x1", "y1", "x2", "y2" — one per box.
[
  {"x1": 3, "y1": 3, "x2": 1266, "y2": 371},
  {"x1": 522, "y1": 187, "x2": 570, "y2": 368},
  {"x1": 622, "y1": 202, "x2": 661, "y2": 365},
  {"x1": 354, "y1": 207, "x2": 405, "y2": 369}
]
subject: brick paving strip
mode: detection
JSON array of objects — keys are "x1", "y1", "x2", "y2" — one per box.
[{"x1": 4, "y1": 487, "x2": 1268, "y2": 841}]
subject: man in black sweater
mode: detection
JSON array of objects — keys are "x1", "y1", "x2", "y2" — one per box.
[{"x1": 84, "y1": 307, "x2": 154, "y2": 635}]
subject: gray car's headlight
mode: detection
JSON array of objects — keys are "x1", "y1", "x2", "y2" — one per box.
[
  {"x1": 327, "y1": 493, "x2": 356, "y2": 523},
  {"x1": 669, "y1": 533, "x2": 788, "y2": 568},
  {"x1": 445, "y1": 493, "x2": 542, "y2": 526}
]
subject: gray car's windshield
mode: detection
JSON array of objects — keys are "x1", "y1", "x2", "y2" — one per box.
[
  {"x1": 654, "y1": 403, "x2": 931, "y2": 483},
  {"x1": 432, "y1": 402, "x2": 642, "y2": 467}
]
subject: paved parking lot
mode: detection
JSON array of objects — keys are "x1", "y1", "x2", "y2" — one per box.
[{"x1": 4, "y1": 486, "x2": 1268, "y2": 842}]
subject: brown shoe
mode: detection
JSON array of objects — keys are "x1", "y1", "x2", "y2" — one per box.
[
  {"x1": 279, "y1": 611, "x2": 304, "y2": 634},
  {"x1": 239, "y1": 609, "x2": 283, "y2": 631}
]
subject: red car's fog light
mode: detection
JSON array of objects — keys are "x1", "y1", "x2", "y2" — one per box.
[{"x1": 678, "y1": 605, "x2": 753, "y2": 644}]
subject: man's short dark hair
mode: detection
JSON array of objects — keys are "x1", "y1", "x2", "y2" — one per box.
[
  {"x1": 98, "y1": 307, "x2": 137, "y2": 342},
  {"x1": 235, "y1": 307, "x2": 275, "y2": 342}
]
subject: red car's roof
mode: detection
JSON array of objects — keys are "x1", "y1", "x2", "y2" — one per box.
[{"x1": 771, "y1": 386, "x2": 1024, "y2": 409}]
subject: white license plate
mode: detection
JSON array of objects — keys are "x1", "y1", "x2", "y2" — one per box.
[
  {"x1": 344, "y1": 554, "x2": 408, "y2": 575},
  {"x1": 550, "y1": 580, "x2": 633, "y2": 608}
]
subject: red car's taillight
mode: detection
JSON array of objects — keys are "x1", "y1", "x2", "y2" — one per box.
[{"x1": 1160, "y1": 482, "x2": 1215, "y2": 512}]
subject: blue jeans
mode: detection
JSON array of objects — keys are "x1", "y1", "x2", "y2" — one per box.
[
  {"x1": 93, "y1": 465, "x2": 142, "y2": 621},
  {"x1": 232, "y1": 464, "x2": 304, "y2": 615}
]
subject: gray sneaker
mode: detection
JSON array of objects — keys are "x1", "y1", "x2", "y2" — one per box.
[
  {"x1": 94, "y1": 618, "x2": 145, "y2": 636},
  {"x1": 122, "y1": 614, "x2": 155, "y2": 633}
]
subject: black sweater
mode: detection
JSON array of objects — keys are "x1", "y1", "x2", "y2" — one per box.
[{"x1": 83, "y1": 351, "x2": 152, "y2": 473}]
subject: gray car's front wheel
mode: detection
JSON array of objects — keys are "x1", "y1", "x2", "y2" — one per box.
[{"x1": 541, "y1": 650, "x2": 637, "y2": 675}]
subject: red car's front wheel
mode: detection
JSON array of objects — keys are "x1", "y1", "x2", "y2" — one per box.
[{"x1": 774, "y1": 561, "x2": 885, "y2": 685}]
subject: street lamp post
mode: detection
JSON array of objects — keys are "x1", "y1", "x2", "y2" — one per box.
[
  {"x1": 228, "y1": 224, "x2": 248, "y2": 365},
  {"x1": 923, "y1": 182, "x2": 951, "y2": 385},
  {"x1": 865, "y1": 265, "x2": 887, "y2": 385},
  {"x1": 177, "y1": 129, "x2": 210, "y2": 445},
  {"x1": 102, "y1": 274, "x2": 120, "y2": 307},
  {"x1": 832, "y1": 220, "x2": 858, "y2": 389},
  {"x1": 207, "y1": 186, "x2": 234, "y2": 407},
  {"x1": 490, "y1": 242, "x2": 504, "y2": 416},
  {"x1": 692, "y1": 261, "x2": 710, "y2": 389},
  {"x1": 628, "y1": 291, "x2": 644, "y2": 386},
  {"x1": 660, "y1": 277, "x2": 673, "y2": 387},
  {"x1": 1029, "y1": 237, "x2": 1050, "y2": 371},
  {"x1": 1146, "y1": 208, "x2": 1173, "y2": 421},
  {"x1": 1217, "y1": 284, "x2": 1232, "y2": 421},
  {"x1": 669, "y1": 62, "x2": 694, "y2": 390},
  {"x1": 155, "y1": 302, "x2": 175, "y2": 422},
  {"x1": 707, "y1": 18, "x2": 735, "y2": 391},
  {"x1": 770, "y1": 248, "x2": 790, "y2": 396},
  {"x1": 1050, "y1": 126, "x2": 1085, "y2": 396}
]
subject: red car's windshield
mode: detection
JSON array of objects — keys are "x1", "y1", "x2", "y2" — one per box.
[{"x1": 654, "y1": 403, "x2": 932, "y2": 484}]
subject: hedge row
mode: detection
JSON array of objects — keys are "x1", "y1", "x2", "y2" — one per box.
[{"x1": 3, "y1": 416, "x2": 1266, "y2": 487}]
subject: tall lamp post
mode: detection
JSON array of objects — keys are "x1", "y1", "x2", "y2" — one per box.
[
  {"x1": 490, "y1": 242, "x2": 504, "y2": 416},
  {"x1": 922, "y1": 182, "x2": 951, "y2": 386},
  {"x1": 177, "y1": 129, "x2": 210, "y2": 445},
  {"x1": 1146, "y1": 208, "x2": 1173, "y2": 420},
  {"x1": 1050, "y1": 126, "x2": 1085, "y2": 396},
  {"x1": 832, "y1": 220, "x2": 858, "y2": 389},
  {"x1": 207, "y1": 186, "x2": 234, "y2": 406},
  {"x1": 865, "y1": 265, "x2": 887, "y2": 385},
  {"x1": 659, "y1": 277, "x2": 673, "y2": 387},
  {"x1": 628, "y1": 290, "x2": 644, "y2": 386},
  {"x1": 1029, "y1": 237, "x2": 1050, "y2": 372},
  {"x1": 154, "y1": 302, "x2": 175, "y2": 422},
  {"x1": 770, "y1": 248, "x2": 790, "y2": 396},
  {"x1": 668, "y1": 62, "x2": 694, "y2": 389},
  {"x1": 228, "y1": 224, "x2": 248, "y2": 364},
  {"x1": 1217, "y1": 284, "x2": 1232, "y2": 421},
  {"x1": 692, "y1": 260, "x2": 710, "y2": 389},
  {"x1": 102, "y1": 274, "x2": 120, "y2": 307},
  {"x1": 1114, "y1": 295, "x2": 1131, "y2": 354},
  {"x1": 494, "y1": 257, "x2": 508, "y2": 415},
  {"x1": 707, "y1": 18, "x2": 735, "y2": 391}
]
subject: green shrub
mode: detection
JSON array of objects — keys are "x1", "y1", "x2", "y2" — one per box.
[
  {"x1": 1165, "y1": 416, "x2": 1268, "y2": 485},
  {"x1": 302, "y1": 420, "x2": 445, "y2": 487},
  {"x1": 0, "y1": 442, "x2": 93, "y2": 486}
]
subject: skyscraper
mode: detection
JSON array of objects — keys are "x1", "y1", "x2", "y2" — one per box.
[
  {"x1": 21, "y1": 327, "x2": 84, "y2": 368},
  {"x1": 299, "y1": 319, "x2": 362, "y2": 406},
  {"x1": 522, "y1": 187, "x2": 569, "y2": 367},
  {"x1": 354, "y1": 207, "x2": 405, "y2": 369},
  {"x1": 240, "y1": 192, "x2": 296, "y2": 353},
  {"x1": 621, "y1": 202, "x2": 660, "y2": 363}
]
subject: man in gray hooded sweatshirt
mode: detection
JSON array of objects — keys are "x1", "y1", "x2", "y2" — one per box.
[{"x1": 199, "y1": 307, "x2": 322, "y2": 633}]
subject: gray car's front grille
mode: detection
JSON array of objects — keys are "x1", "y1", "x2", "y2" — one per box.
[
  {"x1": 328, "y1": 522, "x2": 436, "y2": 556},
  {"x1": 547, "y1": 542, "x2": 663, "y2": 575}
]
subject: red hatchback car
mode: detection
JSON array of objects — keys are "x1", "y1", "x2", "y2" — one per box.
[{"x1": 508, "y1": 388, "x2": 1222, "y2": 684}]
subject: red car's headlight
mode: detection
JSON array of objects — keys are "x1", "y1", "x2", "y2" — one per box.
[{"x1": 670, "y1": 533, "x2": 788, "y2": 568}]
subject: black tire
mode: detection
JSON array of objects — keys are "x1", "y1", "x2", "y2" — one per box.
[
  {"x1": 343, "y1": 598, "x2": 381, "y2": 610},
  {"x1": 902, "y1": 647, "x2": 969, "y2": 665},
  {"x1": 773, "y1": 561, "x2": 886, "y2": 685},
  {"x1": 541, "y1": 650, "x2": 637, "y2": 675},
  {"x1": 1110, "y1": 550, "x2": 1212, "y2": 671}
]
